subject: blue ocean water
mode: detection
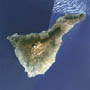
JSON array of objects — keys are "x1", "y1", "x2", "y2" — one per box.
[
  {"x1": 49, "y1": 0, "x2": 90, "y2": 27},
  {"x1": 0, "y1": 0, "x2": 54, "y2": 89},
  {"x1": 0, "y1": 0, "x2": 90, "y2": 89},
  {"x1": 34, "y1": 0, "x2": 90, "y2": 89}
]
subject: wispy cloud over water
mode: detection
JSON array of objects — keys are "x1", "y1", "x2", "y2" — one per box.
[{"x1": 52, "y1": 0, "x2": 90, "y2": 15}]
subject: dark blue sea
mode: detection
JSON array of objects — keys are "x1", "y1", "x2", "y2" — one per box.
[{"x1": 0, "y1": 0, "x2": 90, "y2": 90}]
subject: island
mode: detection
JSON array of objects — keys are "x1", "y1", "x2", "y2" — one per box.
[{"x1": 7, "y1": 13, "x2": 86, "y2": 78}]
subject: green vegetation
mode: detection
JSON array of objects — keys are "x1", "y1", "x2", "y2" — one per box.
[
  {"x1": 64, "y1": 14, "x2": 79, "y2": 20},
  {"x1": 48, "y1": 25, "x2": 61, "y2": 38},
  {"x1": 64, "y1": 13, "x2": 86, "y2": 21},
  {"x1": 20, "y1": 34, "x2": 40, "y2": 45}
]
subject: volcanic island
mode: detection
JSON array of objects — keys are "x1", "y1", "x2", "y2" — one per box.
[{"x1": 7, "y1": 13, "x2": 86, "y2": 78}]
